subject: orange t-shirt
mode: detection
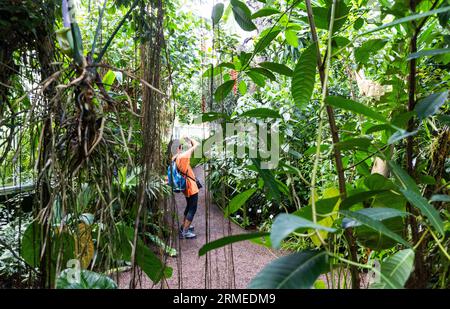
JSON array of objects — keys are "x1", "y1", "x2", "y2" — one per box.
[{"x1": 175, "y1": 152, "x2": 199, "y2": 197}]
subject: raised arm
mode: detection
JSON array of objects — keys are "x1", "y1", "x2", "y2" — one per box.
[{"x1": 182, "y1": 136, "x2": 200, "y2": 158}]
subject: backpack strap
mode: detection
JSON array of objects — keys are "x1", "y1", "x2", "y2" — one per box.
[{"x1": 174, "y1": 156, "x2": 196, "y2": 182}]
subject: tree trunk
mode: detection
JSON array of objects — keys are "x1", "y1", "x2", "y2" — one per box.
[{"x1": 405, "y1": 0, "x2": 426, "y2": 288}]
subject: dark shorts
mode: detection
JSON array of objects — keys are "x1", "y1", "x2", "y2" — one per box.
[{"x1": 184, "y1": 193, "x2": 198, "y2": 222}]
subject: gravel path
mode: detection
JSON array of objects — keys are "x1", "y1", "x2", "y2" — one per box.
[{"x1": 119, "y1": 166, "x2": 280, "y2": 289}]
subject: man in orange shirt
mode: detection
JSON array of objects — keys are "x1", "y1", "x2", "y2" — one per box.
[{"x1": 169, "y1": 136, "x2": 200, "y2": 239}]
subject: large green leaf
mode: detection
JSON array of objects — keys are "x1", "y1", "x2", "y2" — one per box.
[
  {"x1": 308, "y1": 7, "x2": 328, "y2": 29},
  {"x1": 225, "y1": 188, "x2": 257, "y2": 216},
  {"x1": 247, "y1": 67, "x2": 276, "y2": 81},
  {"x1": 331, "y1": 0, "x2": 350, "y2": 33},
  {"x1": 363, "y1": 6, "x2": 450, "y2": 35},
  {"x1": 56, "y1": 27, "x2": 74, "y2": 56},
  {"x1": 254, "y1": 28, "x2": 281, "y2": 53},
  {"x1": 342, "y1": 208, "x2": 408, "y2": 228},
  {"x1": 239, "y1": 107, "x2": 281, "y2": 118},
  {"x1": 366, "y1": 124, "x2": 393, "y2": 134},
  {"x1": 238, "y1": 80, "x2": 247, "y2": 95},
  {"x1": 364, "y1": 173, "x2": 391, "y2": 190},
  {"x1": 414, "y1": 91, "x2": 448, "y2": 120},
  {"x1": 399, "y1": 188, "x2": 445, "y2": 235},
  {"x1": 21, "y1": 221, "x2": 43, "y2": 268},
  {"x1": 355, "y1": 217, "x2": 405, "y2": 250},
  {"x1": 198, "y1": 232, "x2": 269, "y2": 256},
  {"x1": 371, "y1": 249, "x2": 415, "y2": 289},
  {"x1": 406, "y1": 48, "x2": 450, "y2": 60},
  {"x1": 246, "y1": 69, "x2": 266, "y2": 87},
  {"x1": 340, "y1": 210, "x2": 410, "y2": 247},
  {"x1": 325, "y1": 96, "x2": 387, "y2": 122},
  {"x1": 238, "y1": 51, "x2": 252, "y2": 68},
  {"x1": 304, "y1": 144, "x2": 330, "y2": 156},
  {"x1": 214, "y1": 80, "x2": 235, "y2": 102},
  {"x1": 341, "y1": 190, "x2": 390, "y2": 210},
  {"x1": 231, "y1": 0, "x2": 257, "y2": 31},
  {"x1": 438, "y1": 2, "x2": 450, "y2": 27},
  {"x1": 21, "y1": 221, "x2": 76, "y2": 285},
  {"x1": 56, "y1": 269, "x2": 117, "y2": 289},
  {"x1": 271, "y1": 214, "x2": 336, "y2": 249},
  {"x1": 285, "y1": 29, "x2": 299, "y2": 47},
  {"x1": 203, "y1": 62, "x2": 234, "y2": 77},
  {"x1": 430, "y1": 194, "x2": 450, "y2": 203},
  {"x1": 335, "y1": 137, "x2": 373, "y2": 151},
  {"x1": 251, "y1": 158, "x2": 282, "y2": 202},
  {"x1": 258, "y1": 62, "x2": 293, "y2": 76},
  {"x1": 388, "y1": 161, "x2": 445, "y2": 235},
  {"x1": 354, "y1": 17, "x2": 364, "y2": 30},
  {"x1": 102, "y1": 70, "x2": 116, "y2": 91},
  {"x1": 248, "y1": 250, "x2": 329, "y2": 288},
  {"x1": 387, "y1": 161, "x2": 420, "y2": 193},
  {"x1": 211, "y1": 3, "x2": 224, "y2": 25},
  {"x1": 70, "y1": 22, "x2": 84, "y2": 66},
  {"x1": 116, "y1": 224, "x2": 171, "y2": 283},
  {"x1": 388, "y1": 128, "x2": 419, "y2": 145},
  {"x1": 437, "y1": 114, "x2": 450, "y2": 125},
  {"x1": 201, "y1": 112, "x2": 229, "y2": 122},
  {"x1": 251, "y1": 7, "x2": 279, "y2": 19},
  {"x1": 291, "y1": 44, "x2": 317, "y2": 108},
  {"x1": 293, "y1": 196, "x2": 340, "y2": 222},
  {"x1": 230, "y1": 0, "x2": 251, "y2": 15},
  {"x1": 354, "y1": 39, "x2": 388, "y2": 64},
  {"x1": 332, "y1": 36, "x2": 351, "y2": 48},
  {"x1": 303, "y1": 2, "x2": 349, "y2": 33}
]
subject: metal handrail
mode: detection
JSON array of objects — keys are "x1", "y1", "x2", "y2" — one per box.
[{"x1": 0, "y1": 183, "x2": 35, "y2": 196}]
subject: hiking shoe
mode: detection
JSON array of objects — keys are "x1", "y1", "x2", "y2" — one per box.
[
  {"x1": 179, "y1": 230, "x2": 197, "y2": 239},
  {"x1": 179, "y1": 225, "x2": 194, "y2": 233}
]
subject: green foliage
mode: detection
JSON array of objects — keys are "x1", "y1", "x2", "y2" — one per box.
[
  {"x1": 370, "y1": 249, "x2": 415, "y2": 289},
  {"x1": 414, "y1": 91, "x2": 448, "y2": 120},
  {"x1": 354, "y1": 39, "x2": 388, "y2": 65},
  {"x1": 199, "y1": 232, "x2": 269, "y2": 256},
  {"x1": 340, "y1": 210, "x2": 410, "y2": 247},
  {"x1": 285, "y1": 29, "x2": 298, "y2": 47},
  {"x1": 252, "y1": 7, "x2": 280, "y2": 19},
  {"x1": 21, "y1": 221, "x2": 76, "y2": 285},
  {"x1": 239, "y1": 107, "x2": 281, "y2": 118},
  {"x1": 407, "y1": 48, "x2": 450, "y2": 60},
  {"x1": 258, "y1": 62, "x2": 293, "y2": 77},
  {"x1": 56, "y1": 269, "x2": 118, "y2": 289},
  {"x1": 271, "y1": 214, "x2": 336, "y2": 249},
  {"x1": 231, "y1": 0, "x2": 257, "y2": 31},
  {"x1": 363, "y1": 6, "x2": 450, "y2": 35},
  {"x1": 246, "y1": 69, "x2": 266, "y2": 86},
  {"x1": 341, "y1": 190, "x2": 390, "y2": 210},
  {"x1": 388, "y1": 161, "x2": 445, "y2": 235},
  {"x1": 211, "y1": 3, "x2": 224, "y2": 25},
  {"x1": 225, "y1": 188, "x2": 257, "y2": 216},
  {"x1": 115, "y1": 223, "x2": 172, "y2": 283},
  {"x1": 341, "y1": 208, "x2": 408, "y2": 228},
  {"x1": 325, "y1": 96, "x2": 387, "y2": 123},
  {"x1": 291, "y1": 44, "x2": 317, "y2": 108},
  {"x1": 0, "y1": 207, "x2": 33, "y2": 281},
  {"x1": 214, "y1": 80, "x2": 235, "y2": 102},
  {"x1": 248, "y1": 250, "x2": 329, "y2": 288},
  {"x1": 254, "y1": 28, "x2": 281, "y2": 54},
  {"x1": 3, "y1": 0, "x2": 450, "y2": 290}
]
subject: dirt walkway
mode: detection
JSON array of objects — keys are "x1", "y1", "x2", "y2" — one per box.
[{"x1": 119, "y1": 166, "x2": 279, "y2": 289}]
